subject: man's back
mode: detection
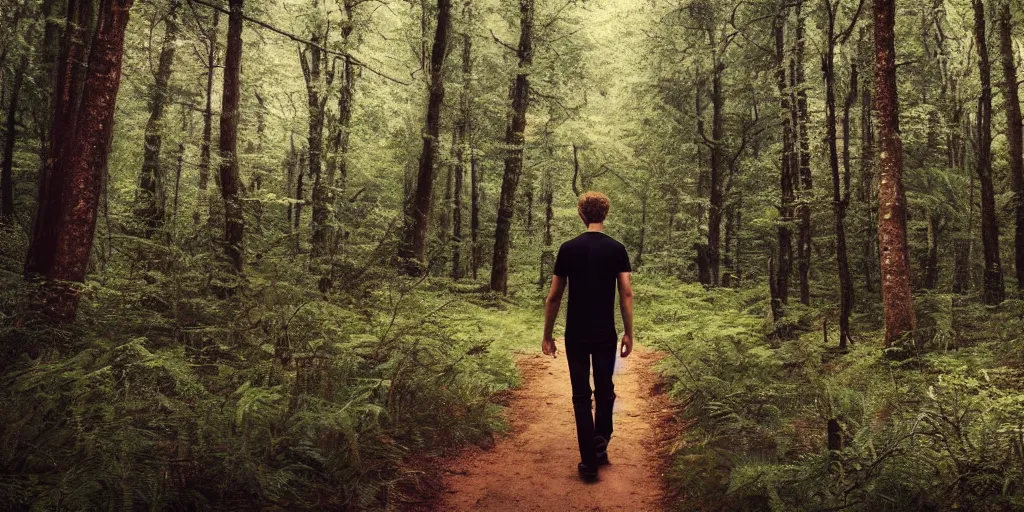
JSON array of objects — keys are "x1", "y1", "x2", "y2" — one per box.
[{"x1": 554, "y1": 231, "x2": 631, "y2": 345}]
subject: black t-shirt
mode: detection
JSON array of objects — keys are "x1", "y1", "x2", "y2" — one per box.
[{"x1": 553, "y1": 231, "x2": 631, "y2": 345}]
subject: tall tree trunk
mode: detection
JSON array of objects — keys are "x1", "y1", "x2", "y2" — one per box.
[
  {"x1": 825, "y1": 4, "x2": 856, "y2": 349},
  {"x1": 451, "y1": 8, "x2": 471, "y2": 279},
  {"x1": 707, "y1": 52, "x2": 725, "y2": 287},
  {"x1": 489, "y1": 0, "x2": 534, "y2": 294},
  {"x1": 43, "y1": 0, "x2": 135, "y2": 321},
  {"x1": 196, "y1": 9, "x2": 218, "y2": 226},
  {"x1": 401, "y1": 0, "x2": 452, "y2": 272},
  {"x1": 923, "y1": 212, "x2": 941, "y2": 288},
  {"x1": 874, "y1": 0, "x2": 917, "y2": 347},
  {"x1": 860, "y1": 68, "x2": 876, "y2": 293},
  {"x1": 794, "y1": 0, "x2": 812, "y2": 305},
  {"x1": 25, "y1": 0, "x2": 93, "y2": 278},
  {"x1": 470, "y1": 149, "x2": 480, "y2": 279},
  {"x1": 972, "y1": 0, "x2": 1005, "y2": 305},
  {"x1": 218, "y1": 0, "x2": 245, "y2": 273},
  {"x1": 303, "y1": 28, "x2": 330, "y2": 258},
  {"x1": 772, "y1": 10, "x2": 793, "y2": 318},
  {"x1": 1, "y1": 54, "x2": 27, "y2": 223},
  {"x1": 325, "y1": 42, "x2": 355, "y2": 254},
  {"x1": 136, "y1": 1, "x2": 179, "y2": 236},
  {"x1": 998, "y1": 1, "x2": 1024, "y2": 292}
]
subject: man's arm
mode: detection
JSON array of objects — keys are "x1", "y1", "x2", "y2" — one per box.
[
  {"x1": 542, "y1": 275, "x2": 567, "y2": 356},
  {"x1": 617, "y1": 272, "x2": 634, "y2": 358}
]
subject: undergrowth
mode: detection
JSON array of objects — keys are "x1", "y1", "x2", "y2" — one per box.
[
  {"x1": 637, "y1": 276, "x2": 1024, "y2": 512},
  {"x1": 0, "y1": 226, "x2": 538, "y2": 511}
]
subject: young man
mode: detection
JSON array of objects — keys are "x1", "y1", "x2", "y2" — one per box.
[{"x1": 541, "y1": 191, "x2": 634, "y2": 481}]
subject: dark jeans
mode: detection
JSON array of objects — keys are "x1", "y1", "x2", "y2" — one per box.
[{"x1": 565, "y1": 341, "x2": 617, "y2": 466}]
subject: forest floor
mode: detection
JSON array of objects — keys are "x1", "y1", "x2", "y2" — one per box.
[{"x1": 434, "y1": 339, "x2": 678, "y2": 511}]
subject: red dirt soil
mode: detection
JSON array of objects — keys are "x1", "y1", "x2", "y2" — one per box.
[{"x1": 436, "y1": 339, "x2": 676, "y2": 511}]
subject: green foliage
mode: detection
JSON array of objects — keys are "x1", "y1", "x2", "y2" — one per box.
[
  {"x1": 0, "y1": 223, "x2": 525, "y2": 509},
  {"x1": 639, "y1": 276, "x2": 1024, "y2": 512}
]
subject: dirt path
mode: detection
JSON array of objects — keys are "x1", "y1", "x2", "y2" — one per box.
[{"x1": 438, "y1": 339, "x2": 674, "y2": 511}]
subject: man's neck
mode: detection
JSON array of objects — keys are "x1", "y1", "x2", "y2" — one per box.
[{"x1": 586, "y1": 223, "x2": 605, "y2": 233}]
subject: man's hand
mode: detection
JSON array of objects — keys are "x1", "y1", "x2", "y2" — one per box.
[
  {"x1": 542, "y1": 338, "x2": 558, "y2": 357},
  {"x1": 619, "y1": 334, "x2": 633, "y2": 358}
]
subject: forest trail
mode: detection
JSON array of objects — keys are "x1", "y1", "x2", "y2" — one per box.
[{"x1": 437, "y1": 339, "x2": 675, "y2": 511}]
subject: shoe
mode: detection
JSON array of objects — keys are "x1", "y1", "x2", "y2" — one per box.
[
  {"x1": 595, "y1": 435, "x2": 610, "y2": 466},
  {"x1": 577, "y1": 461, "x2": 598, "y2": 481}
]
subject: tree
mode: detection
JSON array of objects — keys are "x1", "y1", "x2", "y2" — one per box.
[
  {"x1": 771, "y1": 7, "x2": 794, "y2": 319},
  {"x1": 38, "y1": 0, "x2": 136, "y2": 320},
  {"x1": 971, "y1": 0, "x2": 1005, "y2": 305},
  {"x1": 195, "y1": 9, "x2": 218, "y2": 227},
  {"x1": 301, "y1": 5, "x2": 331, "y2": 258},
  {"x1": 794, "y1": 0, "x2": 812, "y2": 305},
  {"x1": 218, "y1": 0, "x2": 245, "y2": 273},
  {"x1": 998, "y1": 0, "x2": 1023, "y2": 292},
  {"x1": 1, "y1": 52, "x2": 27, "y2": 223},
  {"x1": 25, "y1": 0, "x2": 93, "y2": 278},
  {"x1": 451, "y1": 1, "x2": 473, "y2": 280},
  {"x1": 400, "y1": 0, "x2": 452, "y2": 273},
  {"x1": 489, "y1": 0, "x2": 535, "y2": 294},
  {"x1": 135, "y1": 0, "x2": 180, "y2": 237},
  {"x1": 873, "y1": 0, "x2": 916, "y2": 347},
  {"x1": 823, "y1": 0, "x2": 863, "y2": 349}
]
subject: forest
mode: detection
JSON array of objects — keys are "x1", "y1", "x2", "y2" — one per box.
[{"x1": 1, "y1": 0, "x2": 1023, "y2": 509}]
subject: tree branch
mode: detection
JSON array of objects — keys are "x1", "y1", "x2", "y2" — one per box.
[{"x1": 186, "y1": 0, "x2": 410, "y2": 85}]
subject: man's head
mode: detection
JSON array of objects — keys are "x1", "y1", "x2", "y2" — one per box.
[{"x1": 577, "y1": 191, "x2": 610, "y2": 226}]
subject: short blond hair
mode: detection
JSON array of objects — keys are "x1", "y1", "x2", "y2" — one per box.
[{"x1": 577, "y1": 191, "x2": 610, "y2": 225}]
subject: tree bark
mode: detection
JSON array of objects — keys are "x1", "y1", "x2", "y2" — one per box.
[
  {"x1": 874, "y1": 0, "x2": 917, "y2": 348},
  {"x1": 470, "y1": 149, "x2": 480, "y2": 279},
  {"x1": 972, "y1": 0, "x2": 1005, "y2": 305},
  {"x1": 772, "y1": 10, "x2": 793, "y2": 318},
  {"x1": 25, "y1": 0, "x2": 94, "y2": 277},
  {"x1": 707, "y1": 52, "x2": 725, "y2": 287},
  {"x1": 324, "y1": 0, "x2": 355, "y2": 253},
  {"x1": 135, "y1": 1, "x2": 179, "y2": 236},
  {"x1": 859, "y1": 34, "x2": 875, "y2": 293},
  {"x1": 998, "y1": 2, "x2": 1024, "y2": 292},
  {"x1": 825, "y1": 3, "x2": 856, "y2": 349},
  {"x1": 218, "y1": 0, "x2": 245, "y2": 273},
  {"x1": 196, "y1": 9, "x2": 218, "y2": 226},
  {"x1": 303, "y1": 25, "x2": 330, "y2": 258},
  {"x1": 400, "y1": 0, "x2": 452, "y2": 273},
  {"x1": 794, "y1": 0, "x2": 812, "y2": 306},
  {"x1": 43, "y1": 0, "x2": 135, "y2": 321},
  {"x1": 1, "y1": 54, "x2": 27, "y2": 223},
  {"x1": 489, "y1": 0, "x2": 534, "y2": 294},
  {"x1": 451, "y1": 8, "x2": 472, "y2": 279}
]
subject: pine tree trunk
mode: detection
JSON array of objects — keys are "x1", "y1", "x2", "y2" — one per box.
[
  {"x1": 826, "y1": 3, "x2": 855, "y2": 349},
  {"x1": 489, "y1": 0, "x2": 534, "y2": 294},
  {"x1": 874, "y1": 0, "x2": 917, "y2": 348},
  {"x1": 44, "y1": 0, "x2": 135, "y2": 321},
  {"x1": 136, "y1": 2, "x2": 179, "y2": 236},
  {"x1": 772, "y1": 11, "x2": 793, "y2": 318},
  {"x1": 470, "y1": 150, "x2": 481, "y2": 279},
  {"x1": 972, "y1": 0, "x2": 1005, "y2": 305},
  {"x1": 451, "y1": 13, "x2": 471, "y2": 279},
  {"x1": 998, "y1": 2, "x2": 1024, "y2": 292},
  {"x1": 401, "y1": 0, "x2": 452, "y2": 273},
  {"x1": 1, "y1": 54, "x2": 27, "y2": 223},
  {"x1": 218, "y1": 0, "x2": 245, "y2": 273},
  {"x1": 25, "y1": 0, "x2": 93, "y2": 278},
  {"x1": 304, "y1": 30, "x2": 330, "y2": 258},
  {"x1": 196, "y1": 10, "x2": 218, "y2": 227},
  {"x1": 794, "y1": 0, "x2": 812, "y2": 306},
  {"x1": 707, "y1": 52, "x2": 725, "y2": 287},
  {"x1": 859, "y1": 33, "x2": 876, "y2": 293}
]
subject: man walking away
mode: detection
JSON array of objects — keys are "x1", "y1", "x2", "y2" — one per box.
[{"x1": 541, "y1": 191, "x2": 634, "y2": 481}]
